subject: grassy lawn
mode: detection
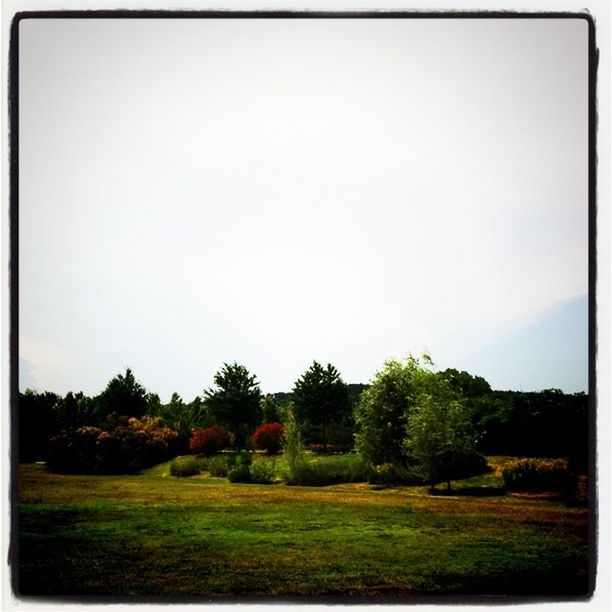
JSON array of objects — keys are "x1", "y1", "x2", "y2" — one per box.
[{"x1": 16, "y1": 459, "x2": 590, "y2": 599}]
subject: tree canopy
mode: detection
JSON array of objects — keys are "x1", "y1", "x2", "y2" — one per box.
[
  {"x1": 354, "y1": 356, "x2": 425, "y2": 466},
  {"x1": 204, "y1": 362, "x2": 262, "y2": 448},
  {"x1": 292, "y1": 361, "x2": 351, "y2": 450},
  {"x1": 96, "y1": 368, "x2": 148, "y2": 420},
  {"x1": 405, "y1": 372, "x2": 483, "y2": 490}
]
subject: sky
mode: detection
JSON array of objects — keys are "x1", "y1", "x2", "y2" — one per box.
[{"x1": 18, "y1": 17, "x2": 589, "y2": 400}]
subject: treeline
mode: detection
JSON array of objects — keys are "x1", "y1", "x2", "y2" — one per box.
[{"x1": 17, "y1": 358, "x2": 588, "y2": 478}]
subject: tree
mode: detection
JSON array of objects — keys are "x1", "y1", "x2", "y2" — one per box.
[
  {"x1": 435, "y1": 368, "x2": 491, "y2": 397},
  {"x1": 354, "y1": 356, "x2": 428, "y2": 466},
  {"x1": 260, "y1": 394, "x2": 280, "y2": 424},
  {"x1": 282, "y1": 408, "x2": 305, "y2": 482},
  {"x1": 204, "y1": 363, "x2": 262, "y2": 448},
  {"x1": 95, "y1": 368, "x2": 148, "y2": 420},
  {"x1": 405, "y1": 372, "x2": 485, "y2": 491},
  {"x1": 292, "y1": 361, "x2": 351, "y2": 450}
]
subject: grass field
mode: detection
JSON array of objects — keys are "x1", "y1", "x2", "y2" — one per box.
[{"x1": 16, "y1": 457, "x2": 590, "y2": 600}]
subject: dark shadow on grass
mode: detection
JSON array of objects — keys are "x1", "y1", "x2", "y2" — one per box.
[{"x1": 430, "y1": 486, "x2": 507, "y2": 497}]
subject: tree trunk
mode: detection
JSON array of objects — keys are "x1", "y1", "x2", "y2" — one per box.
[{"x1": 447, "y1": 479, "x2": 452, "y2": 491}]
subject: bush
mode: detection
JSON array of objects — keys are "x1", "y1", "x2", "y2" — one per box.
[
  {"x1": 502, "y1": 459, "x2": 571, "y2": 492},
  {"x1": 47, "y1": 417, "x2": 181, "y2": 474},
  {"x1": 252, "y1": 422, "x2": 285, "y2": 454},
  {"x1": 228, "y1": 452, "x2": 252, "y2": 483},
  {"x1": 201, "y1": 454, "x2": 233, "y2": 477},
  {"x1": 285, "y1": 455, "x2": 370, "y2": 487},
  {"x1": 249, "y1": 459, "x2": 276, "y2": 484},
  {"x1": 170, "y1": 456, "x2": 200, "y2": 477},
  {"x1": 189, "y1": 424, "x2": 233, "y2": 455}
]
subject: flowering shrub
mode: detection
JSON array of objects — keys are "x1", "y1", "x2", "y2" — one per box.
[
  {"x1": 189, "y1": 424, "x2": 233, "y2": 455},
  {"x1": 47, "y1": 416, "x2": 181, "y2": 474},
  {"x1": 252, "y1": 422, "x2": 285, "y2": 454}
]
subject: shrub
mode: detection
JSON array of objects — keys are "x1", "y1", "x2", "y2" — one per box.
[
  {"x1": 47, "y1": 417, "x2": 180, "y2": 474},
  {"x1": 47, "y1": 426, "x2": 101, "y2": 474},
  {"x1": 249, "y1": 459, "x2": 276, "y2": 484},
  {"x1": 252, "y1": 422, "x2": 285, "y2": 454},
  {"x1": 170, "y1": 456, "x2": 200, "y2": 477},
  {"x1": 502, "y1": 459, "x2": 571, "y2": 492},
  {"x1": 189, "y1": 424, "x2": 233, "y2": 455},
  {"x1": 228, "y1": 452, "x2": 252, "y2": 483},
  {"x1": 285, "y1": 455, "x2": 370, "y2": 487},
  {"x1": 201, "y1": 454, "x2": 232, "y2": 477}
]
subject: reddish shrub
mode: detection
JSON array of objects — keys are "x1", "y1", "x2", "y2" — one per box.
[
  {"x1": 252, "y1": 422, "x2": 285, "y2": 454},
  {"x1": 190, "y1": 424, "x2": 233, "y2": 455}
]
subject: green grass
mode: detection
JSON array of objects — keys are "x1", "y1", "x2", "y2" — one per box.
[{"x1": 17, "y1": 460, "x2": 590, "y2": 598}]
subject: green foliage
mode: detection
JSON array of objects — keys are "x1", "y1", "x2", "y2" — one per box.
[
  {"x1": 292, "y1": 361, "x2": 351, "y2": 449},
  {"x1": 200, "y1": 454, "x2": 235, "y2": 477},
  {"x1": 95, "y1": 368, "x2": 149, "y2": 421},
  {"x1": 147, "y1": 393, "x2": 214, "y2": 440},
  {"x1": 435, "y1": 368, "x2": 491, "y2": 397},
  {"x1": 227, "y1": 451, "x2": 253, "y2": 483},
  {"x1": 249, "y1": 458, "x2": 276, "y2": 484},
  {"x1": 354, "y1": 356, "x2": 425, "y2": 466},
  {"x1": 260, "y1": 394, "x2": 279, "y2": 423},
  {"x1": 405, "y1": 373, "x2": 486, "y2": 490},
  {"x1": 467, "y1": 390, "x2": 588, "y2": 466},
  {"x1": 284, "y1": 454, "x2": 370, "y2": 486},
  {"x1": 282, "y1": 409, "x2": 306, "y2": 481},
  {"x1": 170, "y1": 456, "x2": 200, "y2": 477},
  {"x1": 204, "y1": 363, "x2": 262, "y2": 448}
]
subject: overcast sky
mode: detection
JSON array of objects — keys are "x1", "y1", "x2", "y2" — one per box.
[{"x1": 18, "y1": 17, "x2": 589, "y2": 400}]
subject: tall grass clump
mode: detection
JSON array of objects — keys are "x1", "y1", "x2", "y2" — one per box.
[
  {"x1": 200, "y1": 454, "x2": 234, "y2": 477},
  {"x1": 249, "y1": 458, "x2": 276, "y2": 484},
  {"x1": 170, "y1": 455, "x2": 200, "y2": 477},
  {"x1": 287, "y1": 455, "x2": 370, "y2": 487}
]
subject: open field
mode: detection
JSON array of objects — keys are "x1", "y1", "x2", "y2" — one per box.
[{"x1": 16, "y1": 459, "x2": 590, "y2": 599}]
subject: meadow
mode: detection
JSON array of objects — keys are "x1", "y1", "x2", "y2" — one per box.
[{"x1": 16, "y1": 456, "x2": 590, "y2": 600}]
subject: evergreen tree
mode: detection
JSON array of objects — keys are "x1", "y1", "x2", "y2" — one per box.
[
  {"x1": 204, "y1": 363, "x2": 262, "y2": 448},
  {"x1": 292, "y1": 361, "x2": 350, "y2": 450}
]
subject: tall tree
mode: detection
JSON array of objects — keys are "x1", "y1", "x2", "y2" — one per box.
[
  {"x1": 96, "y1": 368, "x2": 148, "y2": 420},
  {"x1": 292, "y1": 361, "x2": 350, "y2": 450},
  {"x1": 354, "y1": 356, "x2": 425, "y2": 466},
  {"x1": 204, "y1": 363, "x2": 262, "y2": 448},
  {"x1": 404, "y1": 372, "x2": 484, "y2": 491},
  {"x1": 260, "y1": 394, "x2": 280, "y2": 423}
]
